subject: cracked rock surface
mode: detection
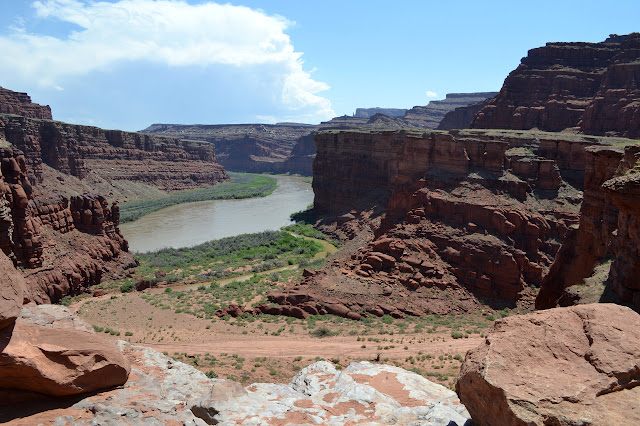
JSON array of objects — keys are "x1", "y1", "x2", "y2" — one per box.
[
  {"x1": 193, "y1": 361, "x2": 470, "y2": 425},
  {"x1": 456, "y1": 303, "x2": 640, "y2": 425}
]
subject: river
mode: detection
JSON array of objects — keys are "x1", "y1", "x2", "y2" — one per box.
[{"x1": 120, "y1": 175, "x2": 314, "y2": 253}]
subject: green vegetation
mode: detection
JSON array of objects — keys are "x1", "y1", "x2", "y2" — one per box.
[
  {"x1": 289, "y1": 204, "x2": 316, "y2": 224},
  {"x1": 119, "y1": 172, "x2": 277, "y2": 223},
  {"x1": 135, "y1": 230, "x2": 322, "y2": 277}
]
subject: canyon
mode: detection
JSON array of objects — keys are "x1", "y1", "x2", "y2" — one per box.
[{"x1": 2, "y1": 31, "x2": 640, "y2": 426}]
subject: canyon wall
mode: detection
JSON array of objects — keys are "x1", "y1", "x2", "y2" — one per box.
[
  {"x1": 142, "y1": 122, "x2": 314, "y2": 174},
  {"x1": 0, "y1": 86, "x2": 52, "y2": 120},
  {"x1": 0, "y1": 87, "x2": 231, "y2": 303},
  {"x1": 471, "y1": 33, "x2": 640, "y2": 138},
  {"x1": 0, "y1": 114, "x2": 228, "y2": 190},
  {"x1": 268, "y1": 129, "x2": 639, "y2": 319},
  {"x1": 437, "y1": 98, "x2": 493, "y2": 130},
  {"x1": 143, "y1": 92, "x2": 498, "y2": 175},
  {"x1": 0, "y1": 147, "x2": 135, "y2": 304},
  {"x1": 536, "y1": 144, "x2": 640, "y2": 310}
]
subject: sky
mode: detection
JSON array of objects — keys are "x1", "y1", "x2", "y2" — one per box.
[{"x1": 0, "y1": 0, "x2": 638, "y2": 131}]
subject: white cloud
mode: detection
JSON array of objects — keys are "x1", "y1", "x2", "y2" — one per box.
[
  {"x1": 425, "y1": 90, "x2": 438, "y2": 98},
  {"x1": 0, "y1": 0, "x2": 334, "y2": 124}
]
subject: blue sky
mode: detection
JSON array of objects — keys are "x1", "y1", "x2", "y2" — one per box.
[{"x1": 0, "y1": 0, "x2": 638, "y2": 131}]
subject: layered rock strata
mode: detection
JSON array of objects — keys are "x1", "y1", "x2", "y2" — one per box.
[
  {"x1": 472, "y1": 33, "x2": 640, "y2": 138},
  {"x1": 456, "y1": 304, "x2": 640, "y2": 426},
  {"x1": 0, "y1": 114, "x2": 229, "y2": 189},
  {"x1": 268, "y1": 129, "x2": 638, "y2": 319},
  {"x1": 0, "y1": 146, "x2": 134, "y2": 303},
  {"x1": 0, "y1": 86, "x2": 52, "y2": 120},
  {"x1": 537, "y1": 143, "x2": 640, "y2": 310},
  {"x1": 143, "y1": 92, "x2": 497, "y2": 175}
]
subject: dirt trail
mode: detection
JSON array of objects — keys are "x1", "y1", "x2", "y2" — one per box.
[{"x1": 145, "y1": 335, "x2": 483, "y2": 360}]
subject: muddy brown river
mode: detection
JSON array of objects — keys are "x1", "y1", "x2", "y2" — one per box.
[{"x1": 120, "y1": 175, "x2": 313, "y2": 252}]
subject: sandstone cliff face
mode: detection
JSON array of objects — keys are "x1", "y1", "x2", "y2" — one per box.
[
  {"x1": 0, "y1": 146, "x2": 135, "y2": 304},
  {"x1": 261, "y1": 129, "x2": 632, "y2": 319},
  {"x1": 143, "y1": 122, "x2": 314, "y2": 174},
  {"x1": 143, "y1": 93, "x2": 498, "y2": 176},
  {"x1": 472, "y1": 33, "x2": 640, "y2": 138},
  {"x1": 537, "y1": 142, "x2": 640, "y2": 310},
  {"x1": 0, "y1": 86, "x2": 52, "y2": 120},
  {"x1": 0, "y1": 114, "x2": 228, "y2": 190}
]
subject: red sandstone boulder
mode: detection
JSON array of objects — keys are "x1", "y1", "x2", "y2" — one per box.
[
  {"x1": 0, "y1": 320, "x2": 130, "y2": 397},
  {"x1": 456, "y1": 304, "x2": 640, "y2": 426},
  {"x1": 0, "y1": 251, "x2": 27, "y2": 330}
]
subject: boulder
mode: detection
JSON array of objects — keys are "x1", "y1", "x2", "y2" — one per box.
[
  {"x1": 456, "y1": 304, "x2": 640, "y2": 426},
  {"x1": 0, "y1": 320, "x2": 130, "y2": 397},
  {"x1": 0, "y1": 251, "x2": 27, "y2": 330}
]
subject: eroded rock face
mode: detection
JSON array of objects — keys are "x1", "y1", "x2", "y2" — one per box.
[
  {"x1": 0, "y1": 86, "x2": 52, "y2": 120},
  {"x1": 193, "y1": 361, "x2": 470, "y2": 425},
  {"x1": 537, "y1": 144, "x2": 640, "y2": 310},
  {"x1": 0, "y1": 250, "x2": 27, "y2": 330},
  {"x1": 277, "y1": 129, "x2": 631, "y2": 318},
  {"x1": 0, "y1": 114, "x2": 229, "y2": 188},
  {"x1": 472, "y1": 33, "x2": 640, "y2": 138},
  {"x1": 456, "y1": 304, "x2": 640, "y2": 426}
]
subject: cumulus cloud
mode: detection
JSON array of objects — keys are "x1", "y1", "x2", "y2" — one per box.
[
  {"x1": 425, "y1": 90, "x2": 438, "y2": 98},
  {"x1": 0, "y1": 0, "x2": 334, "y2": 125}
]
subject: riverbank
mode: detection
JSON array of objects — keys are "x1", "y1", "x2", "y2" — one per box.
[
  {"x1": 120, "y1": 174, "x2": 314, "y2": 252},
  {"x1": 119, "y1": 172, "x2": 277, "y2": 223}
]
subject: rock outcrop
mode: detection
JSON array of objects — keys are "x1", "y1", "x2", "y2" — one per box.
[
  {"x1": 0, "y1": 144, "x2": 135, "y2": 303},
  {"x1": 472, "y1": 33, "x2": 640, "y2": 138},
  {"x1": 0, "y1": 248, "x2": 27, "y2": 330},
  {"x1": 456, "y1": 304, "x2": 640, "y2": 426},
  {"x1": 537, "y1": 143, "x2": 640, "y2": 310},
  {"x1": 403, "y1": 92, "x2": 498, "y2": 129},
  {"x1": 0, "y1": 310, "x2": 130, "y2": 398},
  {"x1": 265, "y1": 129, "x2": 639, "y2": 319},
  {"x1": 193, "y1": 361, "x2": 469, "y2": 425},
  {"x1": 0, "y1": 86, "x2": 52, "y2": 120}
]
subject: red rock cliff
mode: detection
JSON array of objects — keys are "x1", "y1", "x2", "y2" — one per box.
[
  {"x1": 269, "y1": 130, "x2": 631, "y2": 319},
  {"x1": 537, "y1": 142, "x2": 640, "y2": 310},
  {"x1": 0, "y1": 86, "x2": 52, "y2": 120},
  {"x1": 0, "y1": 114, "x2": 229, "y2": 189},
  {"x1": 472, "y1": 33, "x2": 640, "y2": 138},
  {"x1": 0, "y1": 146, "x2": 135, "y2": 303}
]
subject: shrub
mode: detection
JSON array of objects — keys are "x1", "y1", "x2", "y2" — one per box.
[
  {"x1": 309, "y1": 326, "x2": 339, "y2": 338},
  {"x1": 451, "y1": 331, "x2": 464, "y2": 339},
  {"x1": 120, "y1": 282, "x2": 135, "y2": 293}
]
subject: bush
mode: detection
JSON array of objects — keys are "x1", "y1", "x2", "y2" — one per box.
[
  {"x1": 120, "y1": 282, "x2": 135, "y2": 293},
  {"x1": 310, "y1": 326, "x2": 339, "y2": 338},
  {"x1": 451, "y1": 331, "x2": 464, "y2": 339}
]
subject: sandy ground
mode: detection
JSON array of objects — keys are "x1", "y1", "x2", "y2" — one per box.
[{"x1": 73, "y1": 288, "x2": 486, "y2": 386}]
